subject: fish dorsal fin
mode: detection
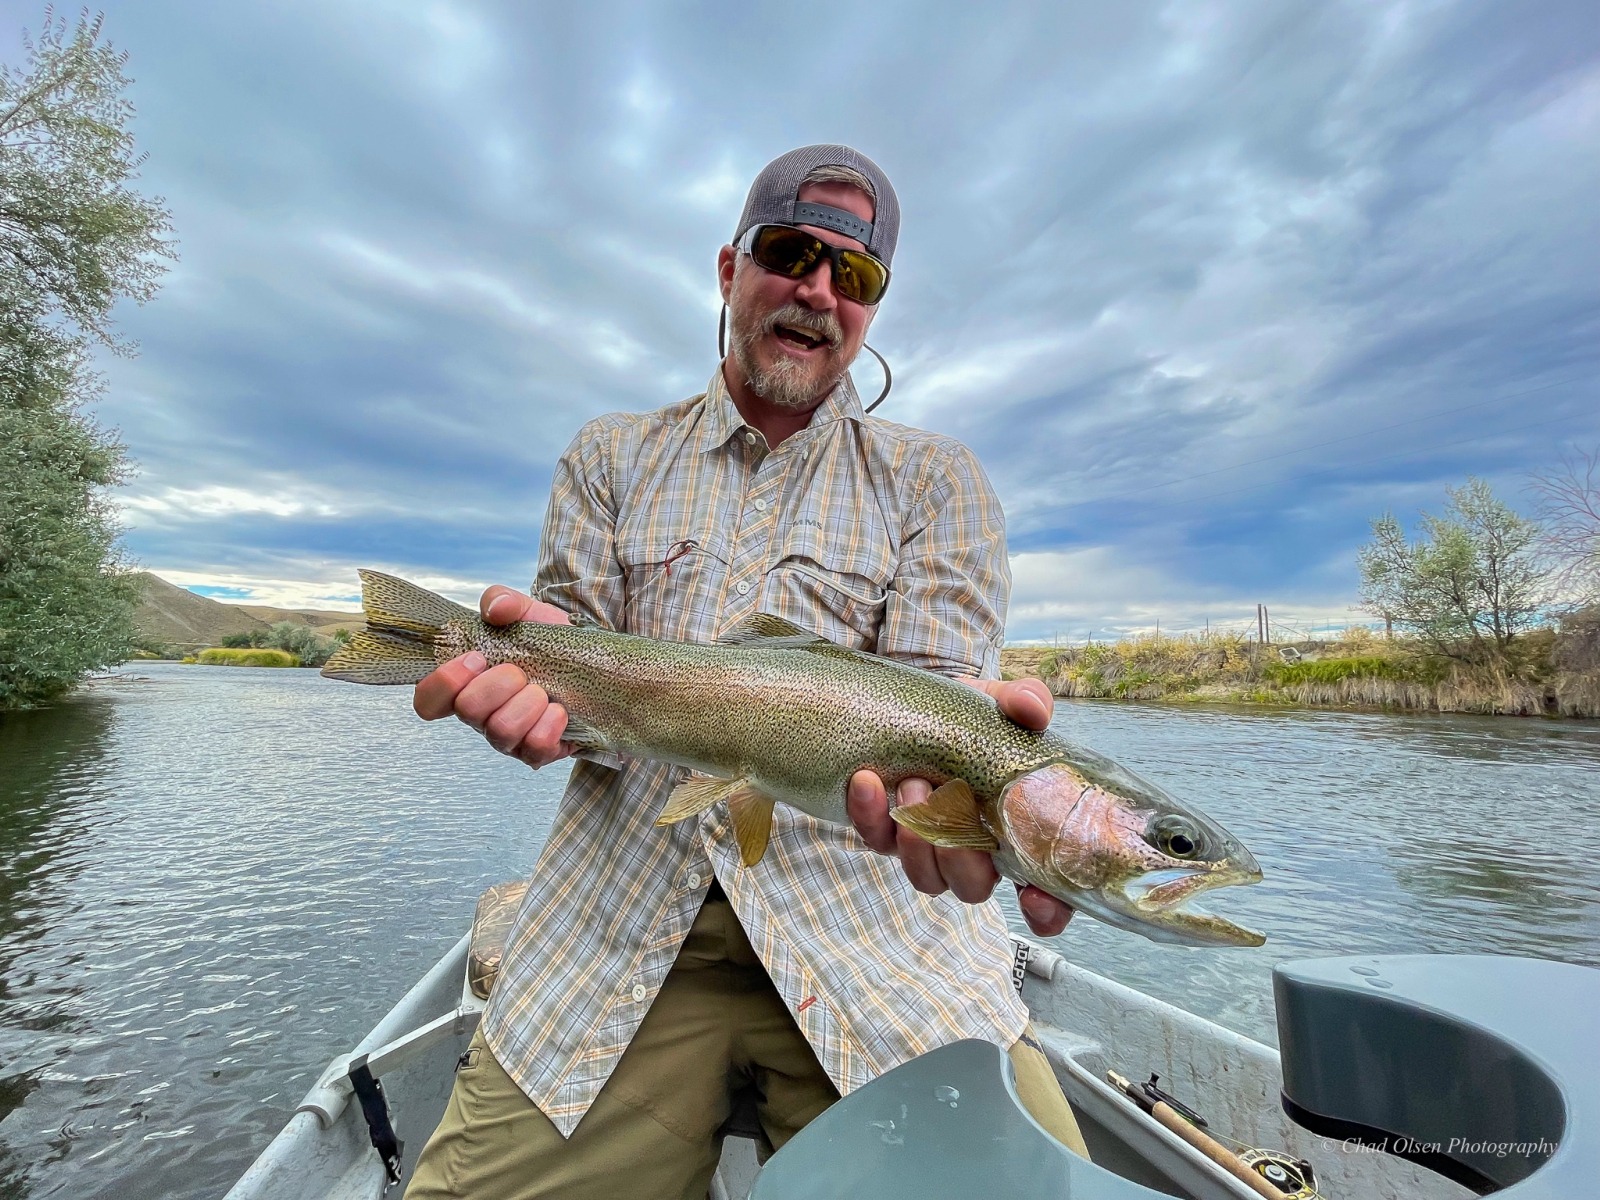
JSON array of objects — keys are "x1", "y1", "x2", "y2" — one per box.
[
  {"x1": 889, "y1": 779, "x2": 999, "y2": 851},
  {"x1": 717, "y1": 612, "x2": 831, "y2": 648},
  {"x1": 728, "y1": 791, "x2": 777, "y2": 867}
]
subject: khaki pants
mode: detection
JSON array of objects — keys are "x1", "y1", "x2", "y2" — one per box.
[{"x1": 406, "y1": 896, "x2": 1087, "y2": 1200}]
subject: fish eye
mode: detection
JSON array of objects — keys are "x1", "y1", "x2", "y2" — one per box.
[{"x1": 1148, "y1": 815, "x2": 1204, "y2": 860}]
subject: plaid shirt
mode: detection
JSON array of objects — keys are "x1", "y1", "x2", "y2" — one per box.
[{"x1": 481, "y1": 369, "x2": 1029, "y2": 1136}]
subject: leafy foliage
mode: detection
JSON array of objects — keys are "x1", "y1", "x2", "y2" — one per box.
[
  {"x1": 215, "y1": 622, "x2": 342, "y2": 665},
  {"x1": 1358, "y1": 478, "x2": 1547, "y2": 665},
  {"x1": 0, "y1": 11, "x2": 173, "y2": 708},
  {"x1": 196, "y1": 648, "x2": 299, "y2": 668}
]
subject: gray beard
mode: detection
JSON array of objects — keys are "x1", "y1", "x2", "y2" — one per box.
[{"x1": 729, "y1": 307, "x2": 847, "y2": 411}]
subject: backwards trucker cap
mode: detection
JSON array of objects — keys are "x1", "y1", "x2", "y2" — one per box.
[{"x1": 733, "y1": 144, "x2": 900, "y2": 267}]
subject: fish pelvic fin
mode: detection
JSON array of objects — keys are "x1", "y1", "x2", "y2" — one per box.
[
  {"x1": 558, "y1": 712, "x2": 610, "y2": 754},
  {"x1": 321, "y1": 570, "x2": 477, "y2": 684},
  {"x1": 656, "y1": 775, "x2": 744, "y2": 825},
  {"x1": 728, "y1": 791, "x2": 776, "y2": 867},
  {"x1": 889, "y1": 779, "x2": 999, "y2": 851}
]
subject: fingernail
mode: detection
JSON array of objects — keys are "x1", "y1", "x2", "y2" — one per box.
[{"x1": 463, "y1": 652, "x2": 487, "y2": 672}]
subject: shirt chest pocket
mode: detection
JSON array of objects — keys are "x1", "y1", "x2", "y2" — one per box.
[
  {"x1": 765, "y1": 524, "x2": 893, "y2": 650},
  {"x1": 614, "y1": 525, "x2": 731, "y2": 642}
]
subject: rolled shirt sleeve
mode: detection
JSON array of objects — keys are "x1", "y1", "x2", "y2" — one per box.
[{"x1": 880, "y1": 441, "x2": 1010, "y2": 680}]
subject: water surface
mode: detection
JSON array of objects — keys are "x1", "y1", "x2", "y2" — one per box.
[{"x1": 1, "y1": 665, "x2": 1596, "y2": 1198}]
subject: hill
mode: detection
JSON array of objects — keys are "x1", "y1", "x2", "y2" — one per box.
[
  {"x1": 133, "y1": 572, "x2": 268, "y2": 648},
  {"x1": 236, "y1": 603, "x2": 363, "y2": 633},
  {"x1": 132, "y1": 573, "x2": 361, "y2": 650}
]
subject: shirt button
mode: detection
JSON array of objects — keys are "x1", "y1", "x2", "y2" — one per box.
[
  {"x1": 744, "y1": 431, "x2": 757, "y2": 445},
  {"x1": 631, "y1": 983, "x2": 647, "y2": 1002},
  {"x1": 736, "y1": 580, "x2": 752, "y2": 596},
  {"x1": 686, "y1": 871, "x2": 702, "y2": 889},
  {"x1": 752, "y1": 497, "x2": 768, "y2": 512}
]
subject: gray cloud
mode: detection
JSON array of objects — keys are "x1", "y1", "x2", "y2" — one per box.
[{"x1": 45, "y1": 0, "x2": 1596, "y2": 632}]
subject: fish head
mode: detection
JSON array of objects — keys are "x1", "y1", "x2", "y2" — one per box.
[{"x1": 998, "y1": 760, "x2": 1265, "y2": 947}]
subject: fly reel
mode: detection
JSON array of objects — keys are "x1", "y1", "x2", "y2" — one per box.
[{"x1": 1237, "y1": 1149, "x2": 1318, "y2": 1197}]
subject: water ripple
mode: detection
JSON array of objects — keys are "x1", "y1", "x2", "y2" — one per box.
[{"x1": 1, "y1": 668, "x2": 1596, "y2": 1198}]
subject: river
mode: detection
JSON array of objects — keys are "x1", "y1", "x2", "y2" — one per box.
[{"x1": 1, "y1": 662, "x2": 1597, "y2": 1199}]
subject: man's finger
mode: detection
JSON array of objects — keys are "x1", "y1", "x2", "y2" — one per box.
[
  {"x1": 995, "y1": 678, "x2": 1052, "y2": 731},
  {"x1": 413, "y1": 652, "x2": 488, "y2": 720},
  {"x1": 514, "y1": 701, "x2": 571, "y2": 767},
  {"x1": 1017, "y1": 883, "x2": 1074, "y2": 937},
  {"x1": 481, "y1": 586, "x2": 534, "y2": 626},
  {"x1": 482, "y1": 682, "x2": 553, "y2": 755},
  {"x1": 453, "y1": 663, "x2": 532, "y2": 729},
  {"x1": 936, "y1": 846, "x2": 1000, "y2": 904},
  {"x1": 846, "y1": 770, "x2": 897, "y2": 854},
  {"x1": 480, "y1": 586, "x2": 574, "y2": 628},
  {"x1": 893, "y1": 779, "x2": 948, "y2": 895}
]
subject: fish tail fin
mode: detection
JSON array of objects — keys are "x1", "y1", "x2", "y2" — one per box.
[{"x1": 321, "y1": 570, "x2": 477, "y2": 684}]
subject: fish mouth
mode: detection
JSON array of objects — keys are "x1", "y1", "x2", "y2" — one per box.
[{"x1": 1124, "y1": 863, "x2": 1265, "y2": 947}]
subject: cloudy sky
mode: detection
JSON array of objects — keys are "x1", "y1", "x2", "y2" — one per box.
[{"x1": 14, "y1": 1, "x2": 1598, "y2": 642}]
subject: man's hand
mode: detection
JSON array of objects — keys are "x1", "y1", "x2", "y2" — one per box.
[
  {"x1": 846, "y1": 676, "x2": 1075, "y2": 938},
  {"x1": 412, "y1": 586, "x2": 574, "y2": 769}
]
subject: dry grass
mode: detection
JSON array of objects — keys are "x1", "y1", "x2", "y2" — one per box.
[{"x1": 1001, "y1": 626, "x2": 1599, "y2": 718}]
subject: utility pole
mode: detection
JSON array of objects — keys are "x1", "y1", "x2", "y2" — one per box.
[
  {"x1": 1256, "y1": 604, "x2": 1264, "y2": 644},
  {"x1": 1264, "y1": 605, "x2": 1271, "y2": 645}
]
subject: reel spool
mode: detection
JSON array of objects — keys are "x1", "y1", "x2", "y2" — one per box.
[{"x1": 1237, "y1": 1149, "x2": 1318, "y2": 1197}]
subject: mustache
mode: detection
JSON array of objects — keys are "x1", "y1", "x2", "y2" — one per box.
[{"x1": 762, "y1": 304, "x2": 841, "y2": 348}]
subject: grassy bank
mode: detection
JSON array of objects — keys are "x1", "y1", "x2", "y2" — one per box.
[
  {"x1": 1001, "y1": 618, "x2": 1600, "y2": 718},
  {"x1": 191, "y1": 648, "x2": 301, "y2": 667}
]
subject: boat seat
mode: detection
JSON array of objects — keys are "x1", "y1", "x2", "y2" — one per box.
[
  {"x1": 751, "y1": 1039, "x2": 1172, "y2": 1198},
  {"x1": 1275, "y1": 953, "x2": 1600, "y2": 1197},
  {"x1": 468, "y1": 879, "x2": 529, "y2": 1000}
]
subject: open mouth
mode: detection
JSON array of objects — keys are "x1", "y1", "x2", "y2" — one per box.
[
  {"x1": 1129, "y1": 865, "x2": 1265, "y2": 947},
  {"x1": 772, "y1": 323, "x2": 830, "y2": 352}
]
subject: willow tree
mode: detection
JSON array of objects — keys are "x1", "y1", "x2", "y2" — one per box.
[
  {"x1": 1358, "y1": 479, "x2": 1548, "y2": 665},
  {"x1": 1, "y1": 11, "x2": 174, "y2": 708}
]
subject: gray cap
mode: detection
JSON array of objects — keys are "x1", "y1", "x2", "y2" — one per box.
[{"x1": 733, "y1": 144, "x2": 900, "y2": 266}]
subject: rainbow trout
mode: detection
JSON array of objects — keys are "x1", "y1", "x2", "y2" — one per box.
[{"x1": 324, "y1": 570, "x2": 1265, "y2": 947}]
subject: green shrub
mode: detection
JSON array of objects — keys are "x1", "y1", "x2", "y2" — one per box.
[{"x1": 196, "y1": 647, "x2": 300, "y2": 667}]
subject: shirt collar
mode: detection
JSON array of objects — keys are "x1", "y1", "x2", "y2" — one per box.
[{"x1": 697, "y1": 366, "x2": 866, "y2": 452}]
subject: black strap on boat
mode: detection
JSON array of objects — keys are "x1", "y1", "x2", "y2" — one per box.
[{"x1": 348, "y1": 1053, "x2": 404, "y2": 1187}]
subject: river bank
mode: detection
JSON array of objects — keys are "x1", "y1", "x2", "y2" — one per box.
[{"x1": 1001, "y1": 615, "x2": 1600, "y2": 719}]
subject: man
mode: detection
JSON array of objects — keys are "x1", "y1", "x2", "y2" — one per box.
[{"x1": 405, "y1": 145, "x2": 1083, "y2": 1199}]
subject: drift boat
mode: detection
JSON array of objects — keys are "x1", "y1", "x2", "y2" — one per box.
[{"x1": 225, "y1": 882, "x2": 1597, "y2": 1199}]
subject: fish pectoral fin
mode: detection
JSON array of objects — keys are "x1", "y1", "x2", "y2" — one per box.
[
  {"x1": 728, "y1": 790, "x2": 776, "y2": 867},
  {"x1": 717, "y1": 612, "x2": 832, "y2": 648},
  {"x1": 557, "y1": 712, "x2": 610, "y2": 753},
  {"x1": 656, "y1": 774, "x2": 744, "y2": 825},
  {"x1": 889, "y1": 779, "x2": 999, "y2": 851}
]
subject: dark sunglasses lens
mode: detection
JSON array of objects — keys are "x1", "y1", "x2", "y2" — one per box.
[
  {"x1": 749, "y1": 225, "x2": 889, "y2": 304},
  {"x1": 752, "y1": 226, "x2": 822, "y2": 277},
  {"x1": 834, "y1": 250, "x2": 888, "y2": 305}
]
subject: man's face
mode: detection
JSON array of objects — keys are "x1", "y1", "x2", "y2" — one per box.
[{"x1": 719, "y1": 181, "x2": 880, "y2": 412}]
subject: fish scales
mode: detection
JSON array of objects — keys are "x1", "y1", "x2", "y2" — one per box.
[
  {"x1": 325, "y1": 570, "x2": 1267, "y2": 947},
  {"x1": 457, "y1": 617, "x2": 1064, "y2": 823}
]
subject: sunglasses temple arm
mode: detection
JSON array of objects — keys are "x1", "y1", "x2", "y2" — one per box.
[{"x1": 863, "y1": 342, "x2": 891, "y2": 413}]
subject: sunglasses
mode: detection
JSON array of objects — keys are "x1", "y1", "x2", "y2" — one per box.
[{"x1": 737, "y1": 224, "x2": 891, "y2": 306}]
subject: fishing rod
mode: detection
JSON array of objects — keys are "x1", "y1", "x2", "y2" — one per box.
[{"x1": 1107, "y1": 1070, "x2": 1320, "y2": 1198}]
